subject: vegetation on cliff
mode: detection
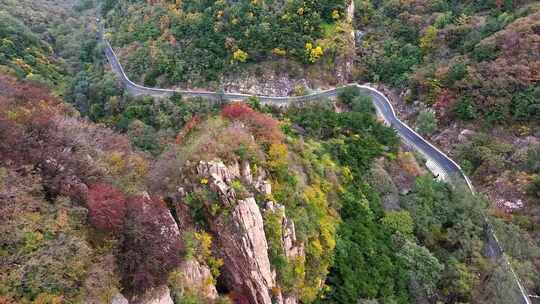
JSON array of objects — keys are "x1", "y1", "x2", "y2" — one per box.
[{"x1": 1, "y1": 0, "x2": 539, "y2": 303}]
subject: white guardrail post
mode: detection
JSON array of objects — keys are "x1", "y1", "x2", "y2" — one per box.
[{"x1": 101, "y1": 31, "x2": 532, "y2": 304}]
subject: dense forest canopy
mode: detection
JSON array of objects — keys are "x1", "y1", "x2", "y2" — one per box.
[
  {"x1": 101, "y1": 0, "x2": 353, "y2": 85},
  {"x1": 352, "y1": 0, "x2": 540, "y2": 125},
  {"x1": 0, "y1": 0, "x2": 539, "y2": 303}
]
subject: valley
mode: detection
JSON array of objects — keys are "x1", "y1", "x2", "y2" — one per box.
[{"x1": 0, "y1": 0, "x2": 538, "y2": 304}]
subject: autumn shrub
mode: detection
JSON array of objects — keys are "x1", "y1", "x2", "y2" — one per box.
[
  {"x1": 221, "y1": 102, "x2": 284, "y2": 144},
  {"x1": 267, "y1": 143, "x2": 289, "y2": 180},
  {"x1": 0, "y1": 75, "x2": 144, "y2": 201},
  {"x1": 105, "y1": 152, "x2": 148, "y2": 194},
  {"x1": 182, "y1": 231, "x2": 223, "y2": 280},
  {"x1": 117, "y1": 195, "x2": 183, "y2": 294},
  {"x1": 0, "y1": 76, "x2": 61, "y2": 164},
  {"x1": 192, "y1": 122, "x2": 264, "y2": 163},
  {"x1": 221, "y1": 102, "x2": 254, "y2": 120},
  {"x1": 0, "y1": 180, "x2": 92, "y2": 303},
  {"x1": 147, "y1": 119, "x2": 264, "y2": 195},
  {"x1": 87, "y1": 183, "x2": 126, "y2": 233},
  {"x1": 0, "y1": 77, "x2": 94, "y2": 201}
]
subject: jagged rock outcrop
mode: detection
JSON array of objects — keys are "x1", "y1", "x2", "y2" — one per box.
[
  {"x1": 139, "y1": 192, "x2": 182, "y2": 253},
  {"x1": 177, "y1": 260, "x2": 219, "y2": 299},
  {"x1": 197, "y1": 160, "x2": 239, "y2": 205},
  {"x1": 265, "y1": 202, "x2": 302, "y2": 304},
  {"x1": 457, "y1": 129, "x2": 476, "y2": 143},
  {"x1": 189, "y1": 160, "x2": 303, "y2": 304},
  {"x1": 266, "y1": 201, "x2": 304, "y2": 260},
  {"x1": 195, "y1": 160, "x2": 277, "y2": 303},
  {"x1": 213, "y1": 196, "x2": 275, "y2": 304}
]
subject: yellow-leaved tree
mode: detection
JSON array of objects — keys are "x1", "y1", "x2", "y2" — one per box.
[
  {"x1": 233, "y1": 49, "x2": 248, "y2": 62},
  {"x1": 420, "y1": 26, "x2": 438, "y2": 54},
  {"x1": 305, "y1": 42, "x2": 323, "y2": 63}
]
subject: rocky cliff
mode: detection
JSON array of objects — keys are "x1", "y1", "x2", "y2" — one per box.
[
  {"x1": 167, "y1": 159, "x2": 304, "y2": 304},
  {"x1": 213, "y1": 196, "x2": 276, "y2": 304}
]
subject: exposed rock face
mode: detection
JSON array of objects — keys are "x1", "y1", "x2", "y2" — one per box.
[
  {"x1": 257, "y1": 180, "x2": 272, "y2": 196},
  {"x1": 241, "y1": 161, "x2": 253, "y2": 184},
  {"x1": 197, "y1": 160, "x2": 240, "y2": 205},
  {"x1": 266, "y1": 201, "x2": 304, "y2": 260},
  {"x1": 253, "y1": 167, "x2": 272, "y2": 196},
  {"x1": 265, "y1": 202, "x2": 302, "y2": 304},
  {"x1": 213, "y1": 197, "x2": 275, "y2": 304},
  {"x1": 191, "y1": 160, "x2": 303, "y2": 304},
  {"x1": 282, "y1": 216, "x2": 304, "y2": 260},
  {"x1": 220, "y1": 71, "x2": 311, "y2": 97},
  {"x1": 178, "y1": 260, "x2": 219, "y2": 299},
  {"x1": 195, "y1": 160, "x2": 276, "y2": 303},
  {"x1": 111, "y1": 293, "x2": 128, "y2": 304},
  {"x1": 197, "y1": 160, "x2": 240, "y2": 183},
  {"x1": 140, "y1": 193, "x2": 182, "y2": 254},
  {"x1": 457, "y1": 129, "x2": 476, "y2": 143},
  {"x1": 131, "y1": 286, "x2": 174, "y2": 304}
]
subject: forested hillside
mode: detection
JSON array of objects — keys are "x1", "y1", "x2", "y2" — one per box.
[
  {"x1": 355, "y1": 0, "x2": 539, "y2": 125},
  {"x1": 2, "y1": 69, "x2": 538, "y2": 303},
  {"x1": 349, "y1": 0, "x2": 540, "y2": 266},
  {"x1": 101, "y1": 0, "x2": 355, "y2": 88},
  {"x1": 0, "y1": 8, "x2": 63, "y2": 86},
  {"x1": 1, "y1": 0, "x2": 539, "y2": 303},
  {"x1": 99, "y1": 0, "x2": 540, "y2": 258}
]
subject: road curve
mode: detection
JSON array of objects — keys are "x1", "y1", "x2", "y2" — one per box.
[
  {"x1": 103, "y1": 38, "x2": 470, "y2": 186},
  {"x1": 101, "y1": 34, "x2": 532, "y2": 304}
]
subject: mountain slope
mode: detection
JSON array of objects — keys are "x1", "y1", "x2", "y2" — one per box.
[{"x1": 101, "y1": 0, "x2": 355, "y2": 88}]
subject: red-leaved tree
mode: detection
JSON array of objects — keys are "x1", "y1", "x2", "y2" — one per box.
[
  {"x1": 87, "y1": 183, "x2": 127, "y2": 232},
  {"x1": 433, "y1": 89, "x2": 456, "y2": 122},
  {"x1": 118, "y1": 195, "x2": 183, "y2": 294},
  {"x1": 221, "y1": 102, "x2": 283, "y2": 143},
  {"x1": 221, "y1": 102, "x2": 253, "y2": 120},
  {"x1": 0, "y1": 75, "x2": 137, "y2": 203}
]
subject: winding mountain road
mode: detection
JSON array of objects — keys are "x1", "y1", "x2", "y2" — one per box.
[
  {"x1": 101, "y1": 33, "x2": 532, "y2": 304},
  {"x1": 103, "y1": 38, "x2": 467, "y2": 185}
]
